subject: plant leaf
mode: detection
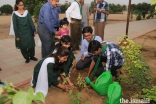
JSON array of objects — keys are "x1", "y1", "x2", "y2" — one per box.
[
  {"x1": 69, "y1": 90, "x2": 73, "y2": 96},
  {"x1": 27, "y1": 87, "x2": 34, "y2": 99},
  {"x1": 0, "y1": 96, "x2": 11, "y2": 104},
  {"x1": 12, "y1": 91, "x2": 32, "y2": 104},
  {"x1": 77, "y1": 92, "x2": 81, "y2": 100},
  {"x1": 0, "y1": 86, "x2": 4, "y2": 95},
  {"x1": 33, "y1": 92, "x2": 45, "y2": 103}
]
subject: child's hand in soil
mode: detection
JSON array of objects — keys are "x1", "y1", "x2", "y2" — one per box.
[
  {"x1": 63, "y1": 85, "x2": 70, "y2": 92},
  {"x1": 69, "y1": 82, "x2": 74, "y2": 89},
  {"x1": 71, "y1": 59, "x2": 76, "y2": 68}
]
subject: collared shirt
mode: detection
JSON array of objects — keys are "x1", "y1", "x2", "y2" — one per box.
[
  {"x1": 94, "y1": 0, "x2": 109, "y2": 22},
  {"x1": 39, "y1": 2, "x2": 60, "y2": 33},
  {"x1": 81, "y1": 4, "x2": 90, "y2": 23},
  {"x1": 78, "y1": 35, "x2": 102, "y2": 60},
  {"x1": 101, "y1": 41, "x2": 124, "y2": 70},
  {"x1": 66, "y1": 1, "x2": 82, "y2": 23}
]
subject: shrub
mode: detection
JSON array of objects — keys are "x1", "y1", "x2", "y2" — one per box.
[
  {"x1": 118, "y1": 37, "x2": 152, "y2": 91},
  {"x1": 33, "y1": 2, "x2": 42, "y2": 23},
  {"x1": 141, "y1": 86, "x2": 156, "y2": 103},
  {"x1": 136, "y1": 14, "x2": 142, "y2": 20}
]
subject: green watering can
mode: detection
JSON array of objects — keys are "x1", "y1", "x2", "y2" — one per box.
[
  {"x1": 85, "y1": 71, "x2": 113, "y2": 95},
  {"x1": 105, "y1": 82, "x2": 122, "y2": 104}
]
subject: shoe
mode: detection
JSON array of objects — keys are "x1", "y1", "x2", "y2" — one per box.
[
  {"x1": 30, "y1": 57, "x2": 38, "y2": 61},
  {"x1": 25, "y1": 58, "x2": 30, "y2": 63},
  {"x1": 0, "y1": 67, "x2": 2, "y2": 71}
]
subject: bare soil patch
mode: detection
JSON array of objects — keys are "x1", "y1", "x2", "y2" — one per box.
[{"x1": 16, "y1": 30, "x2": 156, "y2": 104}]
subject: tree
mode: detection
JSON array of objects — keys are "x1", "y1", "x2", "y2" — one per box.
[
  {"x1": 137, "y1": 3, "x2": 151, "y2": 18},
  {"x1": 109, "y1": 3, "x2": 124, "y2": 14},
  {"x1": 60, "y1": 3, "x2": 70, "y2": 13},
  {"x1": 0, "y1": 4, "x2": 13, "y2": 14},
  {"x1": 131, "y1": 3, "x2": 155, "y2": 19},
  {"x1": 23, "y1": 0, "x2": 47, "y2": 15},
  {"x1": 33, "y1": 1, "x2": 42, "y2": 20}
]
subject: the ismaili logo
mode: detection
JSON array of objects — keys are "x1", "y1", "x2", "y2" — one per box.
[{"x1": 120, "y1": 98, "x2": 150, "y2": 103}]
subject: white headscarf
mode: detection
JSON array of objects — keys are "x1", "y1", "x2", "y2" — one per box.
[
  {"x1": 31, "y1": 57, "x2": 55, "y2": 97},
  {"x1": 9, "y1": 10, "x2": 28, "y2": 36}
]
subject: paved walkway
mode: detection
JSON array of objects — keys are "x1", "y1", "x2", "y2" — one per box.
[{"x1": 0, "y1": 19, "x2": 156, "y2": 86}]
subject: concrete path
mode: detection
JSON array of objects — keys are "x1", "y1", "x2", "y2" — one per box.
[
  {"x1": 0, "y1": 19, "x2": 156, "y2": 86},
  {"x1": 104, "y1": 19, "x2": 156, "y2": 43}
]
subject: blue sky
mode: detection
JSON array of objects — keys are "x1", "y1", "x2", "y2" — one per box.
[{"x1": 0, "y1": 0, "x2": 151, "y2": 7}]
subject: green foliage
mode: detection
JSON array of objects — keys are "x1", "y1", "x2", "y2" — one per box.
[
  {"x1": 131, "y1": 3, "x2": 154, "y2": 19},
  {"x1": 89, "y1": 1, "x2": 95, "y2": 13},
  {"x1": 33, "y1": 2, "x2": 43, "y2": 21},
  {"x1": 0, "y1": 4, "x2": 13, "y2": 14},
  {"x1": 151, "y1": 0, "x2": 156, "y2": 5},
  {"x1": 141, "y1": 86, "x2": 156, "y2": 102},
  {"x1": 62, "y1": 73, "x2": 67, "y2": 85},
  {"x1": 89, "y1": 2, "x2": 126, "y2": 13},
  {"x1": 146, "y1": 12, "x2": 155, "y2": 19},
  {"x1": 130, "y1": 10, "x2": 134, "y2": 20},
  {"x1": 23, "y1": 0, "x2": 47, "y2": 15},
  {"x1": 0, "y1": 82, "x2": 45, "y2": 104},
  {"x1": 109, "y1": 4, "x2": 124, "y2": 14},
  {"x1": 60, "y1": 3, "x2": 71, "y2": 13},
  {"x1": 76, "y1": 73, "x2": 88, "y2": 91},
  {"x1": 136, "y1": 14, "x2": 142, "y2": 20},
  {"x1": 69, "y1": 90, "x2": 81, "y2": 104},
  {"x1": 69, "y1": 90, "x2": 89, "y2": 104},
  {"x1": 118, "y1": 37, "x2": 152, "y2": 90}
]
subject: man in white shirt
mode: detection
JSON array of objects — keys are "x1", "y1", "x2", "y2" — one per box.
[{"x1": 66, "y1": 0, "x2": 82, "y2": 51}]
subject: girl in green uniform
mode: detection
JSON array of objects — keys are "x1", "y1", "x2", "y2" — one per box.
[
  {"x1": 12, "y1": 0, "x2": 38, "y2": 63},
  {"x1": 31, "y1": 46, "x2": 70, "y2": 97},
  {"x1": 53, "y1": 35, "x2": 76, "y2": 87}
]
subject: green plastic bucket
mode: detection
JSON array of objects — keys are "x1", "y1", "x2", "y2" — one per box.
[{"x1": 105, "y1": 82, "x2": 122, "y2": 104}]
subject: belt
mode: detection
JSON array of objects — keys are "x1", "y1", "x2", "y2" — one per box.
[{"x1": 71, "y1": 18, "x2": 81, "y2": 21}]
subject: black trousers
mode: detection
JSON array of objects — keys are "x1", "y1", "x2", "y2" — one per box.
[
  {"x1": 76, "y1": 57, "x2": 92, "y2": 70},
  {"x1": 93, "y1": 56, "x2": 122, "y2": 77},
  {"x1": 20, "y1": 47, "x2": 35, "y2": 59}
]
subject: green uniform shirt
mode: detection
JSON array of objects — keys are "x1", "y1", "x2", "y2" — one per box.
[
  {"x1": 12, "y1": 11, "x2": 36, "y2": 49},
  {"x1": 32, "y1": 58, "x2": 60, "y2": 87},
  {"x1": 52, "y1": 47, "x2": 75, "y2": 77},
  {"x1": 63, "y1": 50, "x2": 75, "y2": 77}
]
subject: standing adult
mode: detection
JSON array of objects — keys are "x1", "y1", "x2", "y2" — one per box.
[
  {"x1": 76, "y1": 26, "x2": 102, "y2": 70},
  {"x1": 38, "y1": 0, "x2": 60, "y2": 58},
  {"x1": 81, "y1": 0, "x2": 90, "y2": 28},
  {"x1": 94, "y1": 0, "x2": 109, "y2": 40},
  {"x1": 80, "y1": 0, "x2": 90, "y2": 44},
  {"x1": 12, "y1": 0, "x2": 38, "y2": 63},
  {"x1": 66, "y1": 0, "x2": 82, "y2": 51}
]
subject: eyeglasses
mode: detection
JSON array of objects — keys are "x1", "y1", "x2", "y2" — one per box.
[{"x1": 84, "y1": 35, "x2": 91, "y2": 38}]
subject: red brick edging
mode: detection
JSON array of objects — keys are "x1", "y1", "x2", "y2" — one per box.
[{"x1": 15, "y1": 78, "x2": 31, "y2": 88}]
